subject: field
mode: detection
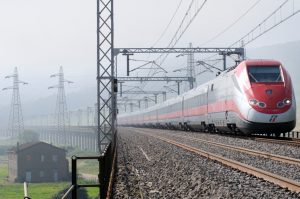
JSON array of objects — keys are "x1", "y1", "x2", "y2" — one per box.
[{"x1": 0, "y1": 140, "x2": 99, "y2": 199}]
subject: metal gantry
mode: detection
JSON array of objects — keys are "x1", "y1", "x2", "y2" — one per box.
[
  {"x1": 3, "y1": 67, "x2": 27, "y2": 138},
  {"x1": 115, "y1": 47, "x2": 244, "y2": 91},
  {"x1": 117, "y1": 76, "x2": 192, "y2": 82},
  {"x1": 114, "y1": 47, "x2": 245, "y2": 57},
  {"x1": 122, "y1": 90, "x2": 166, "y2": 95},
  {"x1": 97, "y1": 0, "x2": 116, "y2": 153}
]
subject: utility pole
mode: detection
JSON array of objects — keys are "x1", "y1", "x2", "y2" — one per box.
[
  {"x1": 187, "y1": 43, "x2": 196, "y2": 90},
  {"x1": 162, "y1": 92, "x2": 166, "y2": 101},
  {"x1": 87, "y1": 107, "x2": 93, "y2": 126},
  {"x1": 154, "y1": 94, "x2": 158, "y2": 104},
  {"x1": 129, "y1": 103, "x2": 133, "y2": 112},
  {"x1": 77, "y1": 109, "x2": 83, "y2": 126},
  {"x1": 118, "y1": 81, "x2": 124, "y2": 97},
  {"x1": 176, "y1": 81, "x2": 181, "y2": 95},
  {"x1": 94, "y1": 103, "x2": 98, "y2": 126},
  {"x1": 3, "y1": 67, "x2": 28, "y2": 138},
  {"x1": 144, "y1": 97, "x2": 148, "y2": 109},
  {"x1": 48, "y1": 66, "x2": 73, "y2": 145}
]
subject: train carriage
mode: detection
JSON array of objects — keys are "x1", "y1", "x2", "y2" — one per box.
[{"x1": 118, "y1": 60, "x2": 296, "y2": 136}]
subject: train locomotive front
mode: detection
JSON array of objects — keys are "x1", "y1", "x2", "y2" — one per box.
[{"x1": 233, "y1": 60, "x2": 296, "y2": 135}]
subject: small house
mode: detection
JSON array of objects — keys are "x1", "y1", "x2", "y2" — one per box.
[{"x1": 7, "y1": 142, "x2": 69, "y2": 183}]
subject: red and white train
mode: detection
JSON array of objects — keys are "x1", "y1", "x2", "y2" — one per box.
[{"x1": 118, "y1": 60, "x2": 296, "y2": 136}]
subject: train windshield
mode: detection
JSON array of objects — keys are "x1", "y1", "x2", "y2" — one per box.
[{"x1": 248, "y1": 65, "x2": 282, "y2": 83}]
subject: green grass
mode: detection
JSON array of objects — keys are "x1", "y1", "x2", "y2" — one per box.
[
  {"x1": 66, "y1": 147, "x2": 99, "y2": 175},
  {"x1": 0, "y1": 157, "x2": 70, "y2": 199},
  {"x1": 77, "y1": 160, "x2": 99, "y2": 175},
  {"x1": 86, "y1": 188, "x2": 98, "y2": 199},
  {"x1": 0, "y1": 163, "x2": 8, "y2": 184},
  {"x1": 0, "y1": 182, "x2": 69, "y2": 199}
]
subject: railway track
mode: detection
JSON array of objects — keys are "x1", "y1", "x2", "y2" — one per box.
[
  {"x1": 157, "y1": 127, "x2": 300, "y2": 146},
  {"x1": 133, "y1": 128, "x2": 300, "y2": 193},
  {"x1": 156, "y1": 131, "x2": 300, "y2": 166},
  {"x1": 253, "y1": 136, "x2": 300, "y2": 146},
  {"x1": 196, "y1": 130, "x2": 300, "y2": 146}
]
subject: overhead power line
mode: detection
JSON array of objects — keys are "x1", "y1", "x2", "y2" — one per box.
[
  {"x1": 139, "y1": 1, "x2": 208, "y2": 90},
  {"x1": 152, "y1": 0, "x2": 184, "y2": 47},
  {"x1": 201, "y1": 0, "x2": 299, "y2": 70},
  {"x1": 158, "y1": 0, "x2": 208, "y2": 66},
  {"x1": 200, "y1": 0, "x2": 262, "y2": 47},
  {"x1": 231, "y1": 0, "x2": 300, "y2": 47}
]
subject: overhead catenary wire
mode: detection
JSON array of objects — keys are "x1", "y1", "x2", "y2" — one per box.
[
  {"x1": 151, "y1": 0, "x2": 184, "y2": 47},
  {"x1": 230, "y1": 0, "x2": 300, "y2": 47},
  {"x1": 140, "y1": 0, "x2": 208, "y2": 88},
  {"x1": 158, "y1": 0, "x2": 208, "y2": 66},
  {"x1": 201, "y1": 0, "x2": 299, "y2": 75},
  {"x1": 137, "y1": 0, "x2": 208, "y2": 91},
  {"x1": 200, "y1": 0, "x2": 262, "y2": 47}
]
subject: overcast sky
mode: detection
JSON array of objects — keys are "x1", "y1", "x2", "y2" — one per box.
[{"x1": 0, "y1": 0, "x2": 300, "y2": 108}]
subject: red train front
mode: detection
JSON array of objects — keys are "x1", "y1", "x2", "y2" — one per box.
[{"x1": 233, "y1": 60, "x2": 296, "y2": 135}]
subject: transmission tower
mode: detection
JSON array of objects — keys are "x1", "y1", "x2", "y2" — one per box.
[
  {"x1": 48, "y1": 66, "x2": 73, "y2": 145},
  {"x1": 3, "y1": 67, "x2": 28, "y2": 138}
]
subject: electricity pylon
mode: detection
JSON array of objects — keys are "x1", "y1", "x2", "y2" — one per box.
[
  {"x1": 3, "y1": 67, "x2": 28, "y2": 138},
  {"x1": 48, "y1": 66, "x2": 73, "y2": 145}
]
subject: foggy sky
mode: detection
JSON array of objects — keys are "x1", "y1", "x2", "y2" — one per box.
[{"x1": 0, "y1": 0, "x2": 300, "y2": 108}]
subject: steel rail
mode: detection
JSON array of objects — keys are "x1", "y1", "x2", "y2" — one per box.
[
  {"x1": 165, "y1": 133, "x2": 300, "y2": 166},
  {"x1": 137, "y1": 128, "x2": 300, "y2": 166},
  {"x1": 254, "y1": 137, "x2": 300, "y2": 146},
  {"x1": 134, "y1": 129, "x2": 300, "y2": 193}
]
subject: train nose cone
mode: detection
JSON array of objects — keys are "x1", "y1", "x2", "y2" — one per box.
[{"x1": 265, "y1": 89, "x2": 272, "y2": 95}]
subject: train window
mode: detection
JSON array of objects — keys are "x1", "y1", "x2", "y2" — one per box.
[{"x1": 248, "y1": 65, "x2": 282, "y2": 82}]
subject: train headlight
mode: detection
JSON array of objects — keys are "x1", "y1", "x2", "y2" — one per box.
[
  {"x1": 249, "y1": 99, "x2": 266, "y2": 108},
  {"x1": 277, "y1": 101, "x2": 285, "y2": 108},
  {"x1": 284, "y1": 99, "x2": 291, "y2": 105},
  {"x1": 258, "y1": 102, "x2": 266, "y2": 108},
  {"x1": 249, "y1": 99, "x2": 258, "y2": 106},
  {"x1": 277, "y1": 99, "x2": 291, "y2": 108}
]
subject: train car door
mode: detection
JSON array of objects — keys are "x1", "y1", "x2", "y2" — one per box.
[
  {"x1": 206, "y1": 85, "x2": 209, "y2": 123},
  {"x1": 181, "y1": 96, "x2": 184, "y2": 124}
]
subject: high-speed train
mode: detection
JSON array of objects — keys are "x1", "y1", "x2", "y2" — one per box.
[{"x1": 118, "y1": 60, "x2": 296, "y2": 136}]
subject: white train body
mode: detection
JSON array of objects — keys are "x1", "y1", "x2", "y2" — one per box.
[{"x1": 118, "y1": 60, "x2": 296, "y2": 134}]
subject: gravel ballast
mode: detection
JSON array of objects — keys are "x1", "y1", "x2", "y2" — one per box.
[{"x1": 112, "y1": 127, "x2": 300, "y2": 198}]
